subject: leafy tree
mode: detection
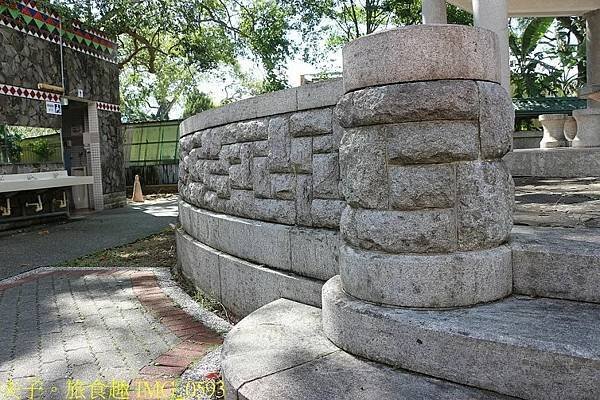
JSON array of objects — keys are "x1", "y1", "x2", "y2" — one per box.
[
  {"x1": 509, "y1": 17, "x2": 555, "y2": 98},
  {"x1": 0, "y1": 126, "x2": 23, "y2": 163},
  {"x1": 183, "y1": 90, "x2": 215, "y2": 119},
  {"x1": 509, "y1": 17, "x2": 586, "y2": 98}
]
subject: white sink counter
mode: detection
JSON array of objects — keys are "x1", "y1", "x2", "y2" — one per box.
[{"x1": 0, "y1": 171, "x2": 94, "y2": 193}]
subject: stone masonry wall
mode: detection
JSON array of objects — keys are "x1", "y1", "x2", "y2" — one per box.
[
  {"x1": 177, "y1": 79, "x2": 345, "y2": 317},
  {"x1": 178, "y1": 27, "x2": 515, "y2": 316},
  {"x1": 179, "y1": 105, "x2": 345, "y2": 229}
]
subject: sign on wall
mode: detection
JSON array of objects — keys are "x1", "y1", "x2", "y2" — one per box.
[{"x1": 45, "y1": 101, "x2": 62, "y2": 115}]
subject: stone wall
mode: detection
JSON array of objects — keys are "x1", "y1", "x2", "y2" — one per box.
[
  {"x1": 0, "y1": 6, "x2": 124, "y2": 207},
  {"x1": 177, "y1": 79, "x2": 345, "y2": 317},
  {"x1": 178, "y1": 27, "x2": 514, "y2": 318}
]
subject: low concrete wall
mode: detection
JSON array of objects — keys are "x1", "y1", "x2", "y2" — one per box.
[
  {"x1": 504, "y1": 148, "x2": 600, "y2": 177},
  {"x1": 513, "y1": 131, "x2": 542, "y2": 149},
  {"x1": 177, "y1": 79, "x2": 345, "y2": 317}
]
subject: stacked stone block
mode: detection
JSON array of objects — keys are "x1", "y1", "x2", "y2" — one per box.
[
  {"x1": 178, "y1": 105, "x2": 346, "y2": 230},
  {"x1": 334, "y1": 25, "x2": 515, "y2": 309}
]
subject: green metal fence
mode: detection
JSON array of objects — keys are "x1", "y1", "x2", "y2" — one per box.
[
  {"x1": 123, "y1": 120, "x2": 182, "y2": 186},
  {"x1": 123, "y1": 120, "x2": 181, "y2": 166}
]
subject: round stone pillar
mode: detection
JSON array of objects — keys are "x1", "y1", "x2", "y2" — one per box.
[
  {"x1": 422, "y1": 0, "x2": 447, "y2": 24},
  {"x1": 473, "y1": 0, "x2": 510, "y2": 92},
  {"x1": 586, "y1": 8, "x2": 600, "y2": 109},
  {"x1": 332, "y1": 25, "x2": 514, "y2": 311},
  {"x1": 539, "y1": 114, "x2": 567, "y2": 148}
]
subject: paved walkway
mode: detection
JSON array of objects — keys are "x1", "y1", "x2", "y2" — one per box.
[
  {"x1": 0, "y1": 268, "x2": 224, "y2": 400},
  {"x1": 0, "y1": 198, "x2": 178, "y2": 280}
]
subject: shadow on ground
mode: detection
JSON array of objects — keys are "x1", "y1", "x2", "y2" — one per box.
[{"x1": 0, "y1": 198, "x2": 178, "y2": 280}]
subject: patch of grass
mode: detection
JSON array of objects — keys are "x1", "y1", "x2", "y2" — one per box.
[
  {"x1": 55, "y1": 226, "x2": 177, "y2": 268},
  {"x1": 172, "y1": 268, "x2": 236, "y2": 324}
]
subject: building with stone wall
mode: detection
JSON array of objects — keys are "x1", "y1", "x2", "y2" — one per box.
[{"x1": 0, "y1": 0, "x2": 124, "y2": 229}]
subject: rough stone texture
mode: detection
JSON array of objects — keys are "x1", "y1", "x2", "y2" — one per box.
[
  {"x1": 340, "y1": 244, "x2": 512, "y2": 307},
  {"x1": 386, "y1": 121, "x2": 480, "y2": 164},
  {"x1": 0, "y1": 25, "x2": 124, "y2": 206},
  {"x1": 297, "y1": 78, "x2": 344, "y2": 111},
  {"x1": 223, "y1": 299, "x2": 513, "y2": 400},
  {"x1": 336, "y1": 80, "x2": 480, "y2": 128},
  {"x1": 180, "y1": 102, "x2": 344, "y2": 229},
  {"x1": 312, "y1": 153, "x2": 340, "y2": 199},
  {"x1": 478, "y1": 82, "x2": 514, "y2": 158},
  {"x1": 342, "y1": 25, "x2": 500, "y2": 92},
  {"x1": 456, "y1": 161, "x2": 514, "y2": 251},
  {"x1": 178, "y1": 228, "x2": 323, "y2": 319},
  {"x1": 99, "y1": 111, "x2": 126, "y2": 197},
  {"x1": 389, "y1": 164, "x2": 456, "y2": 210},
  {"x1": 322, "y1": 277, "x2": 600, "y2": 400},
  {"x1": 511, "y1": 225, "x2": 600, "y2": 303},
  {"x1": 504, "y1": 148, "x2": 600, "y2": 178},
  {"x1": 177, "y1": 229, "x2": 222, "y2": 300},
  {"x1": 341, "y1": 206, "x2": 457, "y2": 254},
  {"x1": 339, "y1": 127, "x2": 388, "y2": 209},
  {"x1": 289, "y1": 109, "x2": 332, "y2": 137},
  {"x1": 310, "y1": 199, "x2": 346, "y2": 229},
  {"x1": 290, "y1": 228, "x2": 340, "y2": 281},
  {"x1": 179, "y1": 201, "x2": 339, "y2": 282},
  {"x1": 180, "y1": 80, "x2": 342, "y2": 136},
  {"x1": 222, "y1": 299, "x2": 339, "y2": 394}
]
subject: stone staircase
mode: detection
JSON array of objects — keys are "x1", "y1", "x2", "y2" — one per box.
[{"x1": 221, "y1": 25, "x2": 599, "y2": 400}]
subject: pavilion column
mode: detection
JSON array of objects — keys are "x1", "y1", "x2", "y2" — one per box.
[
  {"x1": 422, "y1": 0, "x2": 447, "y2": 24},
  {"x1": 573, "y1": 8, "x2": 600, "y2": 147},
  {"x1": 586, "y1": 9, "x2": 600, "y2": 109},
  {"x1": 472, "y1": 0, "x2": 510, "y2": 91}
]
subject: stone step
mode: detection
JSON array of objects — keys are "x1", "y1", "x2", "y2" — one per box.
[
  {"x1": 222, "y1": 299, "x2": 515, "y2": 400},
  {"x1": 511, "y1": 225, "x2": 600, "y2": 303},
  {"x1": 322, "y1": 276, "x2": 600, "y2": 400}
]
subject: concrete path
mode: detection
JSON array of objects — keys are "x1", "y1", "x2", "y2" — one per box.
[
  {"x1": 0, "y1": 268, "x2": 224, "y2": 400},
  {"x1": 0, "y1": 198, "x2": 178, "y2": 280}
]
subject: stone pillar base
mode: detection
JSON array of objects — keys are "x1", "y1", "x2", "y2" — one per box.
[
  {"x1": 572, "y1": 108, "x2": 600, "y2": 148},
  {"x1": 539, "y1": 114, "x2": 568, "y2": 148}
]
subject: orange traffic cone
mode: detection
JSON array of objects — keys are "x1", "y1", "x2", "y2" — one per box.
[{"x1": 132, "y1": 175, "x2": 145, "y2": 202}]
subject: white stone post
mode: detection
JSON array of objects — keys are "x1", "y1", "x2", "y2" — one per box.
[
  {"x1": 473, "y1": 0, "x2": 510, "y2": 92},
  {"x1": 572, "y1": 9, "x2": 600, "y2": 148},
  {"x1": 539, "y1": 114, "x2": 567, "y2": 148},
  {"x1": 422, "y1": 0, "x2": 447, "y2": 24},
  {"x1": 586, "y1": 9, "x2": 600, "y2": 109}
]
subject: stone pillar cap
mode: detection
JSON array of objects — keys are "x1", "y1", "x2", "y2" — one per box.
[{"x1": 342, "y1": 24, "x2": 501, "y2": 93}]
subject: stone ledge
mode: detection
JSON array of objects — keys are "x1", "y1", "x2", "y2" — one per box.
[
  {"x1": 222, "y1": 299, "x2": 515, "y2": 400},
  {"x1": 342, "y1": 25, "x2": 500, "y2": 92},
  {"x1": 176, "y1": 228, "x2": 323, "y2": 318},
  {"x1": 180, "y1": 79, "x2": 343, "y2": 137},
  {"x1": 322, "y1": 276, "x2": 600, "y2": 400},
  {"x1": 179, "y1": 200, "x2": 339, "y2": 281},
  {"x1": 340, "y1": 244, "x2": 512, "y2": 308},
  {"x1": 511, "y1": 225, "x2": 600, "y2": 303},
  {"x1": 503, "y1": 148, "x2": 600, "y2": 178}
]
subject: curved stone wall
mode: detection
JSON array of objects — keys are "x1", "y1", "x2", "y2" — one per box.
[
  {"x1": 177, "y1": 79, "x2": 345, "y2": 317},
  {"x1": 178, "y1": 26, "x2": 515, "y2": 319}
]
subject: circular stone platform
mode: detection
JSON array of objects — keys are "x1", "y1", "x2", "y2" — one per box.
[{"x1": 221, "y1": 298, "x2": 514, "y2": 400}]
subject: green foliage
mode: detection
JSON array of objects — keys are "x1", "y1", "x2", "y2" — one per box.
[
  {"x1": 0, "y1": 125, "x2": 23, "y2": 164},
  {"x1": 509, "y1": 17, "x2": 586, "y2": 98},
  {"x1": 29, "y1": 139, "x2": 54, "y2": 162},
  {"x1": 183, "y1": 90, "x2": 214, "y2": 119}
]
